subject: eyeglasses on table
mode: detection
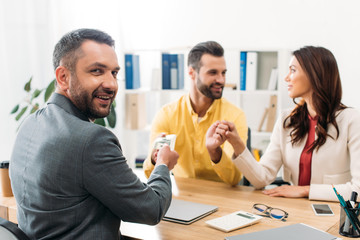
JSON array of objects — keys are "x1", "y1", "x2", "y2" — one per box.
[{"x1": 252, "y1": 203, "x2": 288, "y2": 221}]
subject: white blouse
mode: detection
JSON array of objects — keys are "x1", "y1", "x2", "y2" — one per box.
[{"x1": 234, "y1": 108, "x2": 360, "y2": 201}]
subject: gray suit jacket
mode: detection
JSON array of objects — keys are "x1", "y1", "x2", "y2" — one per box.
[{"x1": 10, "y1": 93, "x2": 172, "y2": 239}]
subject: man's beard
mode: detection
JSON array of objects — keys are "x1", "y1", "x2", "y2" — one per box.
[
  {"x1": 69, "y1": 74, "x2": 113, "y2": 119},
  {"x1": 196, "y1": 77, "x2": 224, "y2": 99}
]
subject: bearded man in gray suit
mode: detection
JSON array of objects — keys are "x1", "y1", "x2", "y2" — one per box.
[{"x1": 10, "y1": 28, "x2": 178, "y2": 240}]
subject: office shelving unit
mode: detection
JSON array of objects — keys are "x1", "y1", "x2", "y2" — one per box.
[{"x1": 115, "y1": 48, "x2": 293, "y2": 167}]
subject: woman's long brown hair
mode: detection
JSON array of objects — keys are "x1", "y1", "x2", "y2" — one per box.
[{"x1": 283, "y1": 46, "x2": 346, "y2": 151}]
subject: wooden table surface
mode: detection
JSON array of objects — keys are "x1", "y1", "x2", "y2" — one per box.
[
  {"x1": 0, "y1": 175, "x2": 349, "y2": 239},
  {"x1": 121, "y1": 176, "x2": 346, "y2": 239}
]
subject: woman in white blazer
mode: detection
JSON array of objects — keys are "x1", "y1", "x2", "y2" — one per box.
[{"x1": 206, "y1": 46, "x2": 360, "y2": 201}]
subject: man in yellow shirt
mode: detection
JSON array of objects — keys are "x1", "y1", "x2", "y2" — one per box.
[{"x1": 143, "y1": 41, "x2": 248, "y2": 186}]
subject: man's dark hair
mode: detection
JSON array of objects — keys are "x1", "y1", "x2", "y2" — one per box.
[
  {"x1": 187, "y1": 41, "x2": 224, "y2": 72},
  {"x1": 52, "y1": 28, "x2": 115, "y2": 71}
]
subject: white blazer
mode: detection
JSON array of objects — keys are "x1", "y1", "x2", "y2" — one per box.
[{"x1": 234, "y1": 108, "x2": 360, "y2": 201}]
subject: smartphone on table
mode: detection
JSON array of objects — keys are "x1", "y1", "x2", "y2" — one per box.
[{"x1": 311, "y1": 204, "x2": 334, "y2": 216}]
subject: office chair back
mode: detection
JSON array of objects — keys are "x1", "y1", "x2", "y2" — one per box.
[
  {"x1": 241, "y1": 128, "x2": 252, "y2": 186},
  {"x1": 241, "y1": 127, "x2": 290, "y2": 187},
  {"x1": 0, "y1": 217, "x2": 30, "y2": 240}
]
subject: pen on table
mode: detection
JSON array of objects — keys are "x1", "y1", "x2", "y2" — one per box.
[
  {"x1": 356, "y1": 197, "x2": 360, "y2": 217},
  {"x1": 350, "y1": 192, "x2": 359, "y2": 224},
  {"x1": 332, "y1": 185, "x2": 360, "y2": 232},
  {"x1": 351, "y1": 191, "x2": 358, "y2": 208},
  {"x1": 332, "y1": 185, "x2": 346, "y2": 207},
  {"x1": 345, "y1": 191, "x2": 358, "y2": 234},
  {"x1": 347, "y1": 200, "x2": 360, "y2": 221},
  {"x1": 344, "y1": 201, "x2": 352, "y2": 233},
  {"x1": 342, "y1": 196, "x2": 352, "y2": 233},
  {"x1": 351, "y1": 191, "x2": 360, "y2": 233},
  {"x1": 346, "y1": 199, "x2": 360, "y2": 234}
]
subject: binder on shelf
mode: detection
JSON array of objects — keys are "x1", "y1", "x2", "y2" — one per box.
[
  {"x1": 267, "y1": 67, "x2": 278, "y2": 90},
  {"x1": 239, "y1": 51, "x2": 247, "y2": 91},
  {"x1": 224, "y1": 83, "x2": 237, "y2": 90},
  {"x1": 125, "y1": 54, "x2": 133, "y2": 89},
  {"x1": 135, "y1": 155, "x2": 146, "y2": 168},
  {"x1": 162, "y1": 53, "x2": 171, "y2": 89},
  {"x1": 132, "y1": 55, "x2": 140, "y2": 89},
  {"x1": 257, "y1": 95, "x2": 277, "y2": 132},
  {"x1": 170, "y1": 54, "x2": 178, "y2": 89},
  {"x1": 151, "y1": 68, "x2": 161, "y2": 90},
  {"x1": 266, "y1": 95, "x2": 277, "y2": 132},
  {"x1": 125, "y1": 54, "x2": 140, "y2": 89},
  {"x1": 177, "y1": 54, "x2": 185, "y2": 89},
  {"x1": 125, "y1": 93, "x2": 147, "y2": 130},
  {"x1": 257, "y1": 108, "x2": 268, "y2": 132},
  {"x1": 245, "y1": 51, "x2": 258, "y2": 91}
]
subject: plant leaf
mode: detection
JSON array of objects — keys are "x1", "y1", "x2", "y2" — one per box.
[
  {"x1": 31, "y1": 89, "x2": 42, "y2": 100},
  {"x1": 44, "y1": 79, "x2": 56, "y2": 102},
  {"x1": 107, "y1": 105, "x2": 116, "y2": 128},
  {"x1": 10, "y1": 104, "x2": 19, "y2": 114},
  {"x1": 94, "y1": 118, "x2": 105, "y2": 126},
  {"x1": 30, "y1": 103, "x2": 39, "y2": 114},
  {"x1": 15, "y1": 106, "x2": 28, "y2": 121},
  {"x1": 24, "y1": 76, "x2": 33, "y2": 92}
]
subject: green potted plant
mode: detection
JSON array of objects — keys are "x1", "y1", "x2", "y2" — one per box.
[{"x1": 10, "y1": 77, "x2": 117, "y2": 129}]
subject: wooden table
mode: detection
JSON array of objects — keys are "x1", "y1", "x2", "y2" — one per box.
[
  {"x1": 0, "y1": 176, "x2": 348, "y2": 239},
  {"x1": 121, "y1": 176, "x2": 346, "y2": 239},
  {"x1": 0, "y1": 195, "x2": 16, "y2": 223}
]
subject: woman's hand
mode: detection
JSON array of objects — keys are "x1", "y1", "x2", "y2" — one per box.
[
  {"x1": 221, "y1": 121, "x2": 246, "y2": 156},
  {"x1": 262, "y1": 185, "x2": 310, "y2": 198}
]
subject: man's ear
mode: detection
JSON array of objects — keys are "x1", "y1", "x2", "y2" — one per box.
[
  {"x1": 188, "y1": 66, "x2": 196, "y2": 81},
  {"x1": 55, "y1": 66, "x2": 70, "y2": 91}
]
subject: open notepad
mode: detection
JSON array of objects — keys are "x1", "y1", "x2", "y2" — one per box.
[{"x1": 225, "y1": 223, "x2": 339, "y2": 240}]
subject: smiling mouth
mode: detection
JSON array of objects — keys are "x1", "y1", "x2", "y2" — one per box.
[
  {"x1": 96, "y1": 95, "x2": 113, "y2": 100},
  {"x1": 211, "y1": 84, "x2": 224, "y2": 90},
  {"x1": 94, "y1": 94, "x2": 115, "y2": 106}
]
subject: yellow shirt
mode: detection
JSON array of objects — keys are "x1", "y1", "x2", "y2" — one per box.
[{"x1": 143, "y1": 94, "x2": 248, "y2": 186}]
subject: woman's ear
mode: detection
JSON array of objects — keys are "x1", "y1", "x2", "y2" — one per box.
[{"x1": 55, "y1": 66, "x2": 70, "y2": 91}]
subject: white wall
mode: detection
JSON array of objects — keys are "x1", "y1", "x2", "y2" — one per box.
[{"x1": 1, "y1": 0, "x2": 360, "y2": 160}]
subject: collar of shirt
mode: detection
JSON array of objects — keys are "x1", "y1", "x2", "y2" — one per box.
[{"x1": 185, "y1": 94, "x2": 220, "y2": 122}]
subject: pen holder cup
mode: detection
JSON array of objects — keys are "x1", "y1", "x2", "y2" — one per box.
[{"x1": 339, "y1": 205, "x2": 360, "y2": 238}]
